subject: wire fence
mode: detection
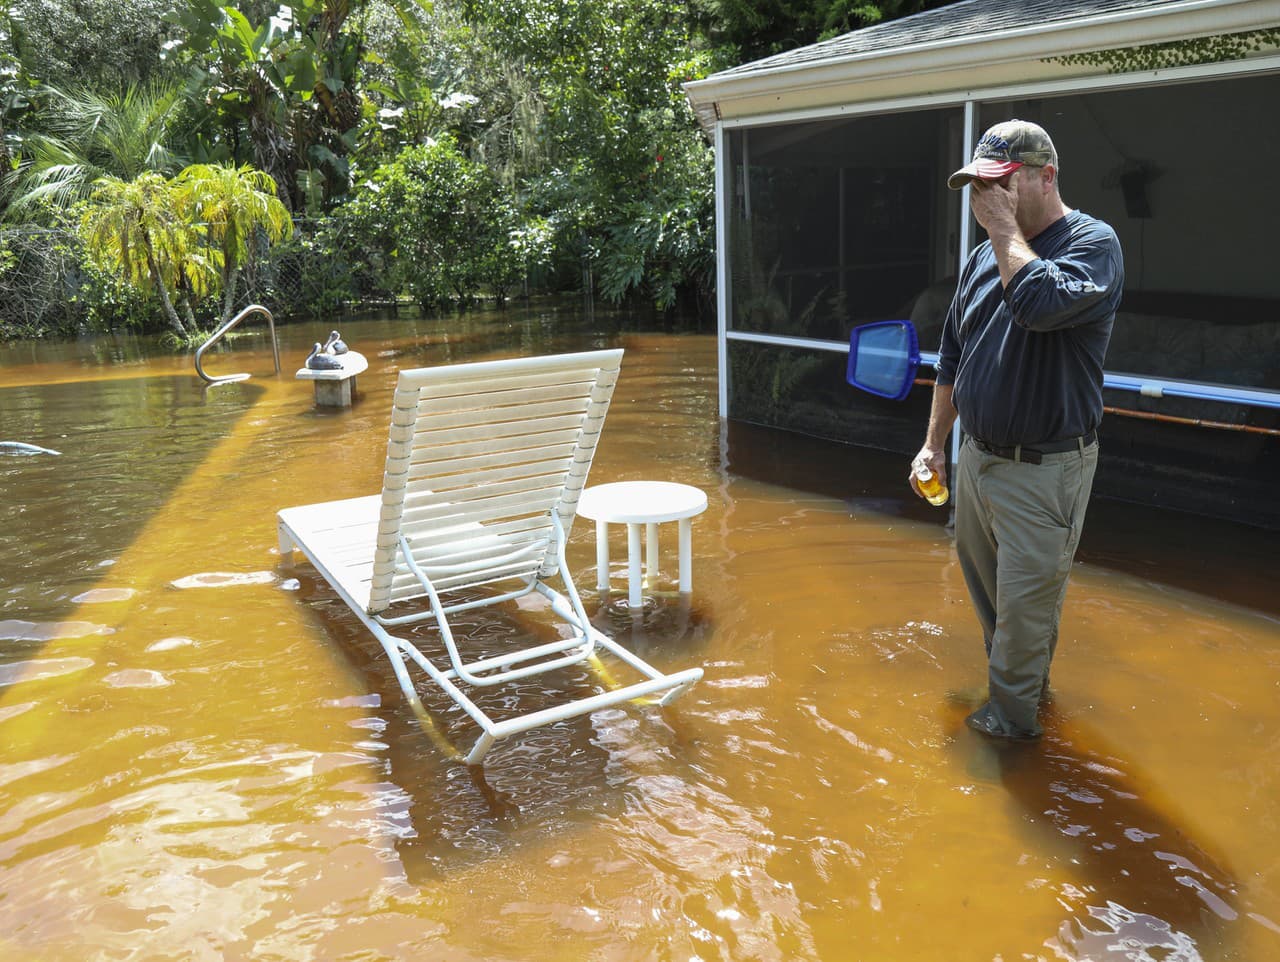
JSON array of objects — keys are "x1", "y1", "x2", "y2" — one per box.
[
  {"x1": 0, "y1": 219, "x2": 395, "y2": 340},
  {"x1": 0, "y1": 227, "x2": 87, "y2": 337},
  {"x1": 241, "y1": 217, "x2": 396, "y2": 318}
]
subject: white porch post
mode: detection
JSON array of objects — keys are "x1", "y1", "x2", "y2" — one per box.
[{"x1": 715, "y1": 121, "x2": 730, "y2": 419}]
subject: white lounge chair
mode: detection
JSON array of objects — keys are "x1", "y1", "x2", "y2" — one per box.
[{"x1": 277, "y1": 350, "x2": 703, "y2": 764}]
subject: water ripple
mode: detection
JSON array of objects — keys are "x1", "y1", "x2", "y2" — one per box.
[
  {"x1": 0, "y1": 656, "x2": 95, "y2": 687},
  {"x1": 0, "y1": 620, "x2": 113, "y2": 642}
]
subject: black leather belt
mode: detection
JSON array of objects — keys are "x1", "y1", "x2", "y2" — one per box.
[{"x1": 969, "y1": 430, "x2": 1097, "y2": 465}]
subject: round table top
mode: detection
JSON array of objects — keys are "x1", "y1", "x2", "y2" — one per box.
[{"x1": 576, "y1": 481, "x2": 708, "y2": 524}]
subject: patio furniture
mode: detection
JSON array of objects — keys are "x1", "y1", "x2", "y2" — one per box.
[
  {"x1": 577, "y1": 481, "x2": 708, "y2": 607},
  {"x1": 276, "y1": 350, "x2": 703, "y2": 765}
]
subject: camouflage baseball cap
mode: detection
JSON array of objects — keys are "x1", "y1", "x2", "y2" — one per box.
[{"x1": 947, "y1": 120, "x2": 1058, "y2": 190}]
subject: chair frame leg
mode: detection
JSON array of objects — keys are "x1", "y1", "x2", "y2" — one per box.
[{"x1": 329, "y1": 511, "x2": 703, "y2": 766}]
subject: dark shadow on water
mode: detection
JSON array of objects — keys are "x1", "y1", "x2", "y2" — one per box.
[
  {"x1": 588, "y1": 590, "x2": 715, "y2": 659},
  {"x1": 943, "y1": 696, "x2": 1258, "y2": 959},
  {"x1": 723, "y1": 419, "x2": 1280, "y2": 617},
  {"x1": 0, "y1": 375, "x2": 263, "y2": 623}
]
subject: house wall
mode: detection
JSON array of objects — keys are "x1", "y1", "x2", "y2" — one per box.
[{"x1": 721, "y1": 69, "x2": 1280, "y2": 528}]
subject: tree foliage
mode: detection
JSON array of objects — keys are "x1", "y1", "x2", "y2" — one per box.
[
  {"x1": 164, "y1": 0, "x2": 429, "y2": 212},
  {"x1": 175, "y1": 162, "x2": 293, "y2": 323},
  {"x1": 454, "y1": 0, "x2": 717, "y2": 308},
  {"x1": 77, "y1": 162, "x2": 291, "y2": 333},
  {"x1": 78, "y1": 172, "x2": 208, "y2": 334},
  {"x1": 6, "y1": 82, "x2": 187, "y2": 218},
  {"x1": 1, "y1": 0, "x2": 964, "y2": 332},
  {"x1": 8, "y1": 0, "x2": 179, "y2": 90},
  {"x1": 693, "y1": 0, "x2": 954, "y2": 63},
  {"x1": 343, "y1": 135, "x2": 533, "y2": 308}
]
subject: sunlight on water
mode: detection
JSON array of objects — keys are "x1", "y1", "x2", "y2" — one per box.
[{"x1": 0, "y1": 305, "x2": 1278, "y2": 960}]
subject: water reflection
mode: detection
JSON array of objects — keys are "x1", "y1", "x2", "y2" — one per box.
[
  {"x1": 947, "y1": 696, "x2": 1245, "y2": 959},
  {"x1": 290, "y1": 568, "x2": 720, "y2": 885}
]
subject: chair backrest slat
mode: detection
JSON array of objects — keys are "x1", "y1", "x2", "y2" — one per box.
[
  {"x1": 392, "y1": 413, "x2": 592, "y2": 451},
  {"x1": 379, "y1": 529, "x2": 552, "y2": 585},
  {"x1": 405, "y1": 471, "x2": 571, "y2": 510},
  {"x1": 407, "y1": 444, "x2": 576, "y2": 480},
  {"x1": 405, "y1": 429, "x2": 585, "y2": 467},
  {"x1": 368, "y1": 349, "x2": 622, "y2": 613},
  {"x1": 412, "y1": 396, "x2": 591, "y2": 434},
  {"x1": 380, "y1": 514, "x2": 549, "y2": 552},
  {"x1": 400, "y1": 488, "x2": 562, "y2": 531},
  {"x1": 403, "y1": 464, "x2": 573, "y2": 501},
  {"x1": 395, "y1": 352, "x2": 619, "y2": 389},
  {"x1": 414, "y1": 378, "x2": 602, "y2": 414}
]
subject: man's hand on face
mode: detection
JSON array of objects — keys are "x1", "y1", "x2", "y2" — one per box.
[{"x1": 969, "y1": 175, "x2": 1020, "y2": 237}]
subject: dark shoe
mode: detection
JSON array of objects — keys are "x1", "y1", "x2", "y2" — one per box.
[{"x1": 965, "y1": 703, "x2": 1040, "y2": 741}]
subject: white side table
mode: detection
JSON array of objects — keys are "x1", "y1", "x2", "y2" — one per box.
[{"x1": 576, "y1": 481, "x2": 708, "y2": 607}]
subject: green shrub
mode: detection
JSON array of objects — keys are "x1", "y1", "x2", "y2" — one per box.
[{"x1": 340, "y1": 136, "x2": 542, "y2": 310}]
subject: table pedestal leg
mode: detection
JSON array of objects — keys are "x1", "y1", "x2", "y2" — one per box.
[
  {"x1": 595, "y1": 521, "x2": 610, "y2": 591},
  {"x1": 626, "y1": 523, "x2": 643, "y2": 608},
  {"x1": 645, "y1": 522, "x2": 659, "y2": 587},
  {"x1": 678, "y1": 518, "x2": 693, "y2": 593}
]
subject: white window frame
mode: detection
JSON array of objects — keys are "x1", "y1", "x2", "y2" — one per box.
[{"x1": 715, "y1": 54, "x2": 1280, "y2": 417}]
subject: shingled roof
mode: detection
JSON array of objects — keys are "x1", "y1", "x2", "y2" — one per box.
[
  {"x1": 685, "y1": 0, "x2": 1277, "y2": 132},
  {"x1": 713, "y1": 0, "x2": 1187, "y2": 79}
]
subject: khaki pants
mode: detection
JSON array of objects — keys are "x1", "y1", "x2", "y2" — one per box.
[{"x1": 954, "y1": 436, "x2": 1098, "y2": 736}]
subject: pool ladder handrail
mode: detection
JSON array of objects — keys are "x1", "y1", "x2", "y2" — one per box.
[{"x1": 194, "y1": 304, "x2": 282, "y2": 385}]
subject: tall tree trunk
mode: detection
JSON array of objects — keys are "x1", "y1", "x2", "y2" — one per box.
[
  {"x1": 146, "y1": 248, "x2": 186, "y2": 336},
  {"x1": 179, "y1": 294, "x2": 197, "y2": 332},
  {"x1": 221, "y1": 266, "x2": 239, "y2": 326}
]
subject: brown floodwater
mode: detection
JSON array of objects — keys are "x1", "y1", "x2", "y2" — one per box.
[{"x1": 1, "y1": 304, "x2": 1278, "y2": 961}]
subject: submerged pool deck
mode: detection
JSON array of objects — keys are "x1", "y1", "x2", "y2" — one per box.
[{"x1": 1, "y1": 308, "x2": 1278, "y2": 961}]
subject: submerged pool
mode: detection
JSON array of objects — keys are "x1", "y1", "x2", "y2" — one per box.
[{"x1": 1, "y1": 305, "x2": 1278, "y2": 961}]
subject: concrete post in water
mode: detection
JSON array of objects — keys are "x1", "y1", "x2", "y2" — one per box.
[{"x1": 295, "y1": 333, "x2": 368, "y2": 408}]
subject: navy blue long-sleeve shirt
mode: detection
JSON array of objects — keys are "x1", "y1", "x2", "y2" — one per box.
[{"x1": 936, "y1": 209, "x2": 1124, "y2": 446}]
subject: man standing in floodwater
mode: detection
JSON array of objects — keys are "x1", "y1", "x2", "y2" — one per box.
[{"x1": 910, "y1": 119, "x2": 1124, "y2": 739}]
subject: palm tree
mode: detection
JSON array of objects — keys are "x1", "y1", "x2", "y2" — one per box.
[
  {"x1": 175, "y1": 162, "x2": 293, "y2": 325},
  {"x1": 4, "y1": 81, "x2": 184, "y2": 220},
  {"x1": 78, "y1": 172, "x2": 214, "y2": 335}
]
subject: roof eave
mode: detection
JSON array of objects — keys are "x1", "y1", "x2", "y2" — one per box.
[{"x1": 684, "y1": 0, "x2": 1279, "y2": 128}]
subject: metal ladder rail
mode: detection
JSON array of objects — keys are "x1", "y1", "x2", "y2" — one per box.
[{"x1": 194, "y1": 304, "x2": 282, "y2": 385}]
